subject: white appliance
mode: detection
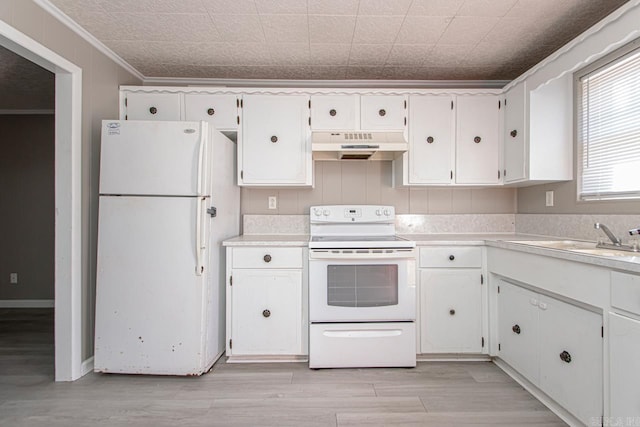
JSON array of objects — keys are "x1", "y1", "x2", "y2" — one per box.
[
  {"x1": 94, "y1": 120, "x2": 239, "y2": 376},
  {"x1": 311, "y1": 131, "x2": 408, "y2": 160},
  {"x1": 308, "y1": 205, "x2": 417, "y2": 368}
]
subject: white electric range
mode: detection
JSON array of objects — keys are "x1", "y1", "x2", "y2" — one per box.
[{"x1": 308, "y1": 205, "x2": 417, "y2": 368}]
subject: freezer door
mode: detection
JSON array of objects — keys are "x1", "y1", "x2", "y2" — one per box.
[
  {"x1": 94, "y1": 196, "x2": 212, "y2": 375},
  {"x1": 100, "y1": 120, "x2": 210, "y2": 197}
]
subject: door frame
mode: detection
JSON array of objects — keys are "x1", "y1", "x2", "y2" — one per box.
[{"x1": 0, "y1": 20, "x2": 83, "y2": 381}]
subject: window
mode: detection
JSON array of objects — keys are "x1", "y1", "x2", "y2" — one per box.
[{"x1": 578, "y1": 44, "x2": 640, "y2": 200}]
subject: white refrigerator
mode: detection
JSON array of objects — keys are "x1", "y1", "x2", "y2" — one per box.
[{"x1": 94, "y1": 120, "x2": 239, "y2": 375}]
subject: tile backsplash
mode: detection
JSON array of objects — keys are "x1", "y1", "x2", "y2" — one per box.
[
  {"x1": 516, "y1": 214, "x2": 640, "y2": 242},
  {"x1": 241, "y1": 161, "x2": 517, "y2": 215}
]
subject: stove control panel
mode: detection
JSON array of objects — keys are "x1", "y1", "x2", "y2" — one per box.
[{"x1": 310, "y1": 205, "x2": 395, "y2": 223}]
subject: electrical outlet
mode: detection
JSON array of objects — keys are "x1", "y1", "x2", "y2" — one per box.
[
  {"x1": 10, "y1": 273, "x2": 18, "y2": 284},
  {"x1": 545, "y1": 191, "x2": 554, "y2": 207},
  {"x1": 268, "y1": 196, "x2": 277, "y2": 210}
]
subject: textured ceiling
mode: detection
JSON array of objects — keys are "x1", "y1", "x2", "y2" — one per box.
[
  {"x1": 0, "y1": 46, "x2": 55, "y2": 110},
  {"x1": 47, "y1": 0, "x2": 629, "y2": 81}
]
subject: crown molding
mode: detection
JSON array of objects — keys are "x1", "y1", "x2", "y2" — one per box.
[
  {"x1": 143, "y1": 77, "x2": 509, "y2": 89},
  {"x1": 34, "y1": 0, "x2": 144, "y2": 81}
]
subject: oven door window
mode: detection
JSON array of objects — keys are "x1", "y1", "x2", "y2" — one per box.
[{"x1": 327, "y1": 265, "x2": 398, "y2": 307}]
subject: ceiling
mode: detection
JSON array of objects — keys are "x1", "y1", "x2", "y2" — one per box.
[{"x1": 46, "y1": 0, "x2": 629, "y2": 82}]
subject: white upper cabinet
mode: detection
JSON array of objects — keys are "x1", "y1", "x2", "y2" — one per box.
[
  {"x1": 503, "y1": 82, "x2": 526, "y2": 183},
  {"x1": 455, "y1": 95, "x2": 501, "y2": 185},
  {"x1": 310, "y1": 95, "x2": 359, "y2": 130},
  {"x1": 360, "y1": 95, "x2": 407, "y2": 131},
  {"x1": 124, "y1": 93, "x2": 181, "y2": 121},
  {"x1": 408, "y1": 95, "x2": 455, "y2": 184},
  {"x1": 184, "y1": 94, "x2": 239, "y2": 131},
  {"x1": 239, "y1": 94, "x2": 312, "y2": 186},
  {"x1": 501, "y1": 75, "x2": 573, "y2": 185}
]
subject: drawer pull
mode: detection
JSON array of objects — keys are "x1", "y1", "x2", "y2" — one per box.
[
  {"x1": 207, "y1": 108, "x2": 215, "y2": 116},
  {"x1": 262, "y1": 309, "x2": 271, "y2": 318},
  {"x1": 510, "y1": 129, "x2": 517, "y2": 138},
  {"x1": 426, "y1": 136, "x2": 434, "y2": 144},
  {"x1": 512, "y1": 324, "x2": 521, "y2": 334},
  {"x1": 379, "y1": 109, "x2": 386, "y2": 117},
  {"x1": 474, "y1": 136, "x2": 481, "y2": 143},
  {"x1": 263, "y1": 254, "x2": 272, "y2": 263},
  {"x1": 559, "y1": 350, "x2": 572, "y2": 363},
  {"x1": 329, "y1": 109, "x2": 337, "y2": 116},
  {"x1": 449, "y1": 255, "x2": 455, "y2": 261},
  {"x1": 270, "y1": 135, "x2": 278, "y2": 143},
  {"x1": 149, "y1": 106, "x2": 158, "y2": 115},
  {"x1": 449, "y1": 309, "x2": 455, "y2": 316}
]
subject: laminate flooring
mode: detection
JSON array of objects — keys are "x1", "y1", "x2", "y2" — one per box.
[{"x1": 0, "y1": 309, "x2": 567, "y2": 426}]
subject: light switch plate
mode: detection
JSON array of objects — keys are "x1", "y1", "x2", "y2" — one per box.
[
  {"x1": 545, "y1": 191, "x2": 554, "y2": 207},
  {"x1": 268, "y1": 196, "x2": 277, "y2": 210}
]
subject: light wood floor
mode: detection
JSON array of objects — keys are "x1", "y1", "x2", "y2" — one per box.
[{"x1": 0, "y1": 309, "x2": 567, "y2": 426}]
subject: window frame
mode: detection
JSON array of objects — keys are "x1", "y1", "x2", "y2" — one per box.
[{"x1": 575, "y1": 38, "x2": 640, "y2": 202}]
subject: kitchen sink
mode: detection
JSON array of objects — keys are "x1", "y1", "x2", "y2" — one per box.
[{"x1": 507, "y1": 240, "x2": 639, "y2": 258}]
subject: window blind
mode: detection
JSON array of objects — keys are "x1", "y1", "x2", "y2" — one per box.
[{"x1": 579, "y1": 47, "x2": 640, "y2": 200}]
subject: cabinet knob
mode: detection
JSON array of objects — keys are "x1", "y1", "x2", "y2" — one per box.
[
  {"x1": 262, "y1": 309, "x2": 271, "y2": 318},
  {"x1": 426, "y1": 136, "x2": 434, "y2": 144},
  {"x1": 263, "y1": 254, "x2": 272, "y2": 263},
  {"x1": 329, "y1": 109, "x2": 337, "y2": 117},
  {"x1": 559, "y1": 350, "x2": 572, "y2": 363},
  {"x1": 510, "y1": 129, "x2": 517, "y2": 138},
  {"x1": 474, "y1": 136, "x2": 481, "y2": 143},
  {"x1": 449, "y1": 255, "x2": 455, "y2": 261},
  {"x1": 512, "y1": 324, "x2": 521, "y2": 334},
  {"x1": 378, "y1": 109, "x2": 386, "y2": 117},
  {"x1": 270, "y1": 135, "x2": 278, "y2": 143},
  {"x1": 449, "y1": 309, "x2": 456, "y2": 316},
  {"x1": 207, "y1": 108, "x2": 215, "y2": 116},
  {"x1": 149, "y1": 106, "x2": 158, "y2": 115}
]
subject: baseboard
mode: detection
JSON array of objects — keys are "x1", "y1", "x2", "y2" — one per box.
[
  {"x1": 417, "y1": 353, "x2": 491, "y2": 362},
  {"x1": 81, "y1": 356, "x2": 94, "y2": 376},
  {"x1": 0, "y1": 299, "x2": 54, "y2": 308}
]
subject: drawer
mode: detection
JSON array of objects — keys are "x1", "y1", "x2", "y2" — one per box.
[
  {"x1": 232, "y1": 247, "x2": 303, "y2": 269},
  {"x1": 419, "y1": 246, "x2": 482, "y2": 268},
  {"x1": 611, "y1": 271, "x2": 640, "y2": 316}
]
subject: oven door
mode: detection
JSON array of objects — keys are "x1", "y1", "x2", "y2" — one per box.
[{"x1": 309, "y1": 248, "x2": 416, "y2": 322}]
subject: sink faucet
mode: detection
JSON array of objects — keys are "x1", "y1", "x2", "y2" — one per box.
[{"x1": 594, "y1": 223, "x2": 621, "y2": 246}]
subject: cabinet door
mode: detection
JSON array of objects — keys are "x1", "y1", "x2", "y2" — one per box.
[
  {"x1": 184, "y1": 94, "x2": 238, "y2": 130},
  {"x1": 455, "y1": 95, "x2": 501, "y2": 184},
  {"x1": 503, "y1": 82, "x2": 526, "y2": 183},
  {"x1": 408, "y1": 95, "x2": 454, "y2": 184},
  {"x1": 497, "y1": 281, "x2": 539, "y2": 384},
  {"x1": 124, "y1": 93, "x2": 181, "y2": 121},
  {"x1": 420, "y1": 269, "x2": 482, "y2": 353},
  {"x1": 609, "y1": 313, "x2": 640, "y2": 420},
  {"x1": 360, "y1": 95, "x2": 406, "y2": 131},
  {"x1": 230, "y1": 269, "x2": 303, "y2": 355},
  {"x1": 240, "y1": 95, "x2": 311, "y2": 185},
  {"x1": 311, "y1": 95, "x2": 359, "y2": 130},
  {"x1": 538, "y1": 295, "x2": 602, "y2": 426}
]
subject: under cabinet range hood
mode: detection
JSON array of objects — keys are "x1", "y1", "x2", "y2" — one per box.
[{"x1": 312, "y1": 131, "x2": 408, "y2": 161}]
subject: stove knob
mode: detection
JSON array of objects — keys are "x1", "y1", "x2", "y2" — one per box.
[
  {"x1": 313, "y1": 208, "x2": 322, "y2": 216},
  {"x1": 322, "y1": 209, "x2": 330, "y2": 216},
  {"x1": 383, "y1": 209, "x2": 391, "y2": 216},
  {"x1": 375, "y1": 209, "x2": 382, "y2": 216}
]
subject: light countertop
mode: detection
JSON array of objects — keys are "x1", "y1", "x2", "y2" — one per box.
[{"x1": 223, "y1": 233, "x2": 640, "y2": 273}]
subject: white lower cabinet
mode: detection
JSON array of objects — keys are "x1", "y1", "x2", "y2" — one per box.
[
  {"x1": 419, "y1": 246, "x2": 484, "y2": 354},
  {"x1": 226, "y1": 246, "x2": 306, "y2": 358},
  {"x1": 230, "y1": 269, "x2": 302, "y2": 355},
  {"x1": 609, "y1": 313, "x2": 640, "y2": 420},
  {"x1": 497, "y1": 279, "x2": 603, "y2": 425}
]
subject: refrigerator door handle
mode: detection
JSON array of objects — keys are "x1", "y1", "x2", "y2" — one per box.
[
  {"x1": 195, "y1": 196, "x2": 206, "y2": 276},
  {"x1": 196, "y1": 121, "x2": 207, "y2": 196}
]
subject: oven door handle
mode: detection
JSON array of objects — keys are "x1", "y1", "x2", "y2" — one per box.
[{"x1": 309, "y1": 251, "x2": 415, "y2": 260}]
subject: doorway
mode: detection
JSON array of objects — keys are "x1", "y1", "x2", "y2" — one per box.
[{"x1": 0, "y1": 20, "x2": 83, "y2": 381}]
